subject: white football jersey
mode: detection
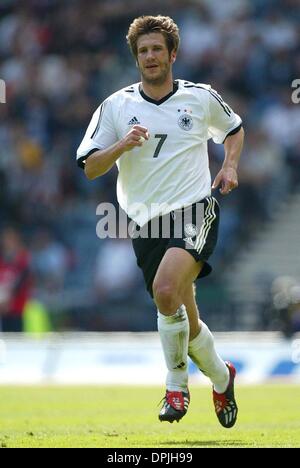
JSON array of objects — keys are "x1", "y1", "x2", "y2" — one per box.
[{"x1": 77, "y1": 79, "x2": 242, "y2": 226}]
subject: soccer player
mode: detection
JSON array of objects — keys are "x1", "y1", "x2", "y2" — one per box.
[{"x1": 76, "y1": 15, "x2": 244, "y2": 428}]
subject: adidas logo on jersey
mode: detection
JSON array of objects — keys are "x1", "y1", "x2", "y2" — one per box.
[{"x1": 128, "y1": 116, "x2": 140, "y2": 125}]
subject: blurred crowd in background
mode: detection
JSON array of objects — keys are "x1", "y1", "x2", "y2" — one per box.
[{"x1": 0, "y1": 0, "x2": 300, "y2": 333}]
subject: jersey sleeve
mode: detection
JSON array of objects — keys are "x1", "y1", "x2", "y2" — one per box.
[
  {"x1": 207, "y1": 88, "x2": 242, "y2": 144},
  {"x1": 76, "y1": 98, "x2": 118, "y2": 168}
]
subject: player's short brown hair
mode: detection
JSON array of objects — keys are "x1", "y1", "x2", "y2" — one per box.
[{"x1": 126, "y1": 15, "x2": 180, "y2": 59}]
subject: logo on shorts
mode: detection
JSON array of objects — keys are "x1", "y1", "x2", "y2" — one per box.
[
  {"x1": 184, "y1": 223, "x2": 198, "y2": 237},
  {"x1": 183, "y1": 223, "x2": 198, "y2": 248},
  {"x1": 178, "y1": 113, "x2": 193, "y2": 131}
]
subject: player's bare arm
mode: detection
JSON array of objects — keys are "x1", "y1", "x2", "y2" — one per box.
[
  {"x1": 84, "y1": 125, "x2": 149, "y2": 180},
  {"x1": 212, "y1": 126, "x2": 244, "y2": 195}
]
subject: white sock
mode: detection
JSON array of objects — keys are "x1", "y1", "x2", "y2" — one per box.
[
  {"x1": 157, "y1": 304, "x2": 189, "y2": 392},
  {"x1": 188, "y1": 321, "x2": 229, "y2": 393}
]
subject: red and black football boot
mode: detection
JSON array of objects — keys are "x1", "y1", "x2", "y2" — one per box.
[
  {"x1": 213, "y1": 361, "x2": 238, "y2": 428},
  {"x1": 159, "y1": 390, "x2": 190, "y2": 423}
]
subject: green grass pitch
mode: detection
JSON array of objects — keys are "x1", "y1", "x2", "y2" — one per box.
[{"x1": 0, "y1": 384, "x2": 299, "y2": 448}]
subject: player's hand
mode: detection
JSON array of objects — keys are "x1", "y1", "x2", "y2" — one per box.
[
  {"x1": 212, "y1": 167, "x2": 238, "y2": 195},
  {"x1": 120, "y1": 125, "x2": 150, "y2": 152}
]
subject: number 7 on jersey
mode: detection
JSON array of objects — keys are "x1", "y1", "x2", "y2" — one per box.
[{"x1": 153, "y1": 134, "x2": 167, "y2": 158}]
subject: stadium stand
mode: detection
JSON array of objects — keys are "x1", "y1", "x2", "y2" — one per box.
[{"x1": 0, "y1": 0, "x2": 299, "y2": 332}]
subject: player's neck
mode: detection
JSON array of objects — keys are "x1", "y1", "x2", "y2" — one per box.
[{"x1": 140, "y1": 77, "x2": 174, "y2": 101}]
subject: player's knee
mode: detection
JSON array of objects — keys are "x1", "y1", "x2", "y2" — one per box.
[{"x1": 153, "y1": 281, "x2": 178, "y2": 314}]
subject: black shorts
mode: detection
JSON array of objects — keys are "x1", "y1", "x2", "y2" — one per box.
[{"x1": 131, "y1": 196, "x2": 220, "y2": 297}]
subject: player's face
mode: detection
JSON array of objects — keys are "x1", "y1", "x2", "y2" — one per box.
[{"x1": 136, "y1": 33, "x2": 176, "y2": 86}]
